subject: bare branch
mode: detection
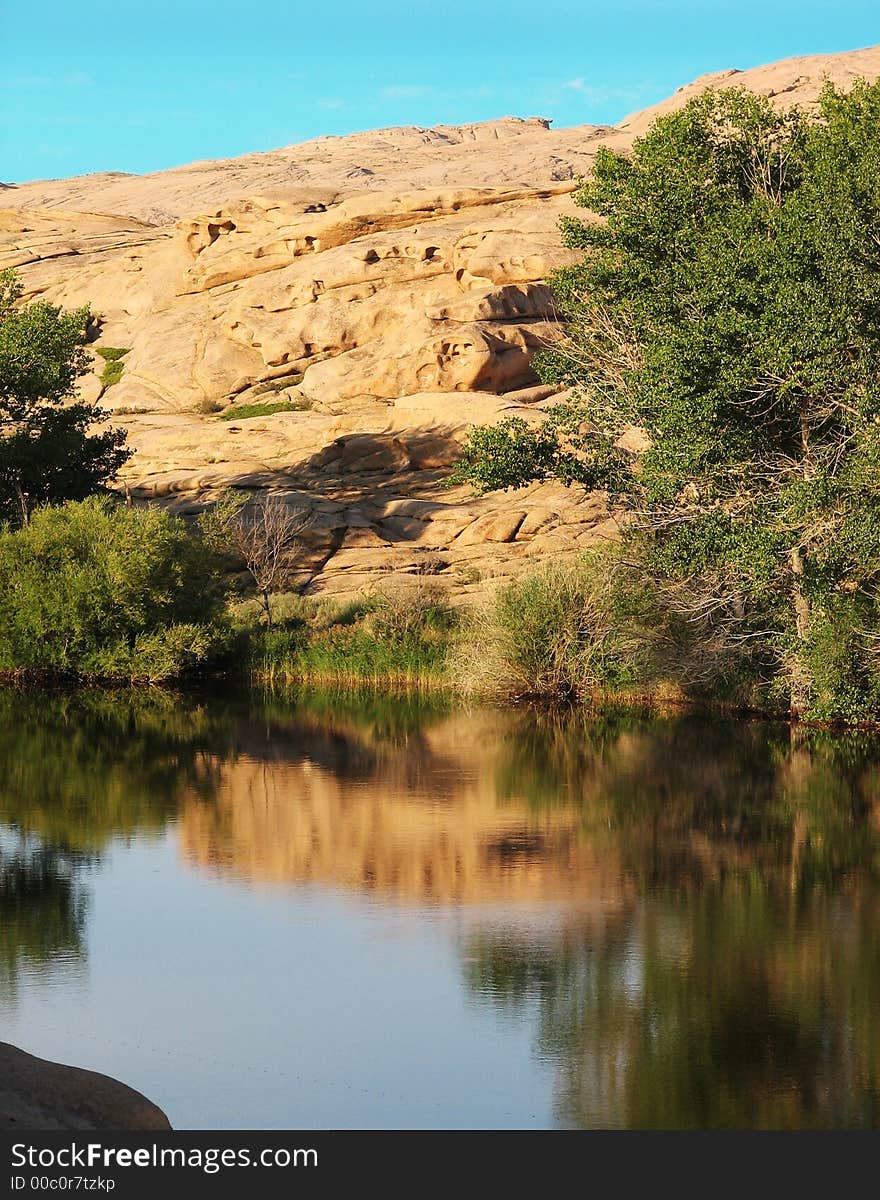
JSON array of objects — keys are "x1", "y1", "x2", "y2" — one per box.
[{"x1": 211, "y1": 492, "x2": 311, "y2": 627}]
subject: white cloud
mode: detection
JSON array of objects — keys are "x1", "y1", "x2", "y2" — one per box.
[
  {"x1": 316, "y1": 97, "x2": 346, "y2": 111},
  {"x1": 379, "y1": 84, "x2": 432, "y2": 101}
]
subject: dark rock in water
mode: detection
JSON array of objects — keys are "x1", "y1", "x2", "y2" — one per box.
[{"x1": 0, "y1": 1042, "x2": 171, "y2": 1130}]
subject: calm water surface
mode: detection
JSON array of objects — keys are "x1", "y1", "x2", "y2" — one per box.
[{"x1": 2, "y1": 687, "x2": 880, "y2": 1129}]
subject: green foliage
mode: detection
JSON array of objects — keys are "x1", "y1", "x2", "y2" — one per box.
[
  {"x1": 0, "y1": 272, "x2": 130, "y2": 522},
  {"x1": 197, "y1": 489, "x2": 249, "y2": 553},
  {"x1": 243, "y1": 586, "x2": 457, "y2": 688},
  {"x1": 450, "y1": 81, "x2": 880, "y2": 719},
  {"x1": 449, "y1": 403, "x2": 627, "y2": 494},
  {"x1": 94, "y1": 345, "x2": 129, "y2": 388},
  {"x1": 94, "y1": 346, "x2": 128, "y2": 363},
  {"x1": 0, "y1": 271, "x2": 89, "y2": 411},
  {"x1": 0, "y1": 497, "x2": 231, "y2": 681},
  {"x1": 800, "y1": 599, "x2": 880, "y2": 723},
  {"x1": 457, "y1": 550, "x2": 669, "y2": 699},
  {"x1": 219, "y1": 399, "x2": 311, "y2": 421},
  {"x1": 255, "y1": 373, "x2": 304, "y2": 393}
]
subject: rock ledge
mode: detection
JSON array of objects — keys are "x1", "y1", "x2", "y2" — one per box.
[{"x1": 0, "y1": 1042, "x2": 171, "y2": 1131}]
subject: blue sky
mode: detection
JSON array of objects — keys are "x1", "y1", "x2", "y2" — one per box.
[{"x1": 2, "y1": 0, "x2": 878, "y2": 183}]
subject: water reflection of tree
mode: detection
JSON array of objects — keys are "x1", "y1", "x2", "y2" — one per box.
[
  {"x1": 0, "y1": 840, "x2": 87, "y2": 997},
  {"x1": 465, "y1": 714, "x2": 880, "y2": 1128},
  {"x1": 0, "y1": 689, "x2": 230, "y2": 851},
  {"x1": 0, "y1": 684, "x2": 453, "y2": 993},
  {"x1": 0, "y1": 687, "x2": 234, "y2": 998}
]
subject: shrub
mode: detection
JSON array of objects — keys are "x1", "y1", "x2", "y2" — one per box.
[
  {"x1": 457, "y1": 550, "x2": 666, "y2": 700},
  {"x1": 94, "y1": 346, "x2": 129, "y2": 388},
  {"x1": 195, "y1": 398, "x2": 224, "y2": 415},
  {"x1": 199, "y1": 491, "x2": 311, "y2": 626},
  {"x1": 219, "y1": 399, "x2": 311, "y2": 421},
  {"x1": 0, "y1": 497, "x2": 230, "y2": 681}
]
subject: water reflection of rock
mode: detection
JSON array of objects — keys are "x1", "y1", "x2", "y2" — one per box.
[
  {"x1": 6, "y1": 688, "x2": 880, "y2": 1129},
  {"x1": 177, "y1": 705, "x2": 880, "y2": 1129},
  {"x1": 178, "y1": 712, "x2": 632, "y2": 909}
]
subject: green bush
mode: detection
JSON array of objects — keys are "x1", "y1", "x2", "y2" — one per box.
[
  {"x1": 94, "y1": 346, "x2": 129, "y2": 388},
  {"x1": 458, "y1": 551, "x2": 666, "y2": 700},
  {"x1": 0, "y1": 497, "x2": 230, "y2": 681},
  {"x1": 798, "y1": 598, "x2": 880, "y2": 723}
]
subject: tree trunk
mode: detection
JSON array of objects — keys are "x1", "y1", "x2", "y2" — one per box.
[
  {"x1": 262, "y1": 589, "x2": 273, "y2": 629},
  {"x1": 789, "y1": 545, "x2": 811, "y2": 715},
  {"x1": 789, "y1": 406, "x2": 813, "y2": 715},
  {"x1": 13, "y1": 478, "x2": 28, "y2": 527}
]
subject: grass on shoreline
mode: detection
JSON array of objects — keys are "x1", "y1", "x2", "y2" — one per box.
[
  {"x1": 239, "y1": 588, "x2": 455, "y2": 693},
  {"x1": 232, "y1": 563, "x2": 876, "y2": 727},
  {"x1": 231, "y1": 577, "x2": 717, "y2": 715},
  {"x1": 4, "y1": 527, "x2": 872, "y2": 727}
]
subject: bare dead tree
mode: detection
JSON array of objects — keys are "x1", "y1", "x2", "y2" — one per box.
[
  {"x1": 538, "y1": 296, "x2": 645, "y2": 400},
  {"x1": 206, "y1": 492, "x2": 311, "y2": 627}
]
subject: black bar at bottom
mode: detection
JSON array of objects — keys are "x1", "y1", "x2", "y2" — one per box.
[{"x1": 1, "y1": 1129, "x2": 876, "y2": 1198}]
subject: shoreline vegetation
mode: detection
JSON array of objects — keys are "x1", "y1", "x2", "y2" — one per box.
[
  {"x1": 9, "y1": 83, "x2": 880, "y2": 727},
  {"x1": 0, "y1": 495, "x2": 874, "y2": 729}
]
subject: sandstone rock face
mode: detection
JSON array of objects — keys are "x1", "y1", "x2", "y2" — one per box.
[
  {"x1": 0, "y1": 1041, "x2": 171, "y2": 1130},
  {"x1": 617, "y1": 45, "x2": 880, "y2": 134},
  {"x1": 4, "y1": 47, "x2": 879, "y2": 595}
]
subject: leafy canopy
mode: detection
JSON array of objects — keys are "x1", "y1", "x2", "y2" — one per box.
[
  {"x1": 451, "y1": 81, "x2": 880, "y2": 717},
  {"x1": 0, "y1": 271, "x2": 130, "y2": 522}
]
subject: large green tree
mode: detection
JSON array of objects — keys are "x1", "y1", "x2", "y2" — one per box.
[
  {"x1": 452, "y1": 81, "x2": 880, "y2": 718},
  {"x1": 0, "y1": 270, "x2": 130, "y2": 523}
]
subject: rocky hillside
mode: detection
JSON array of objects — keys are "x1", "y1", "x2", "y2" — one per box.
[{"x1": 4, "y1": 46, "x2": 879, "y2": 597}]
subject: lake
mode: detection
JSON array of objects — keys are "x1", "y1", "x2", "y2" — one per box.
[{"x1": 2, "y1": 686, "x2": 879, "y2": 1129}]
